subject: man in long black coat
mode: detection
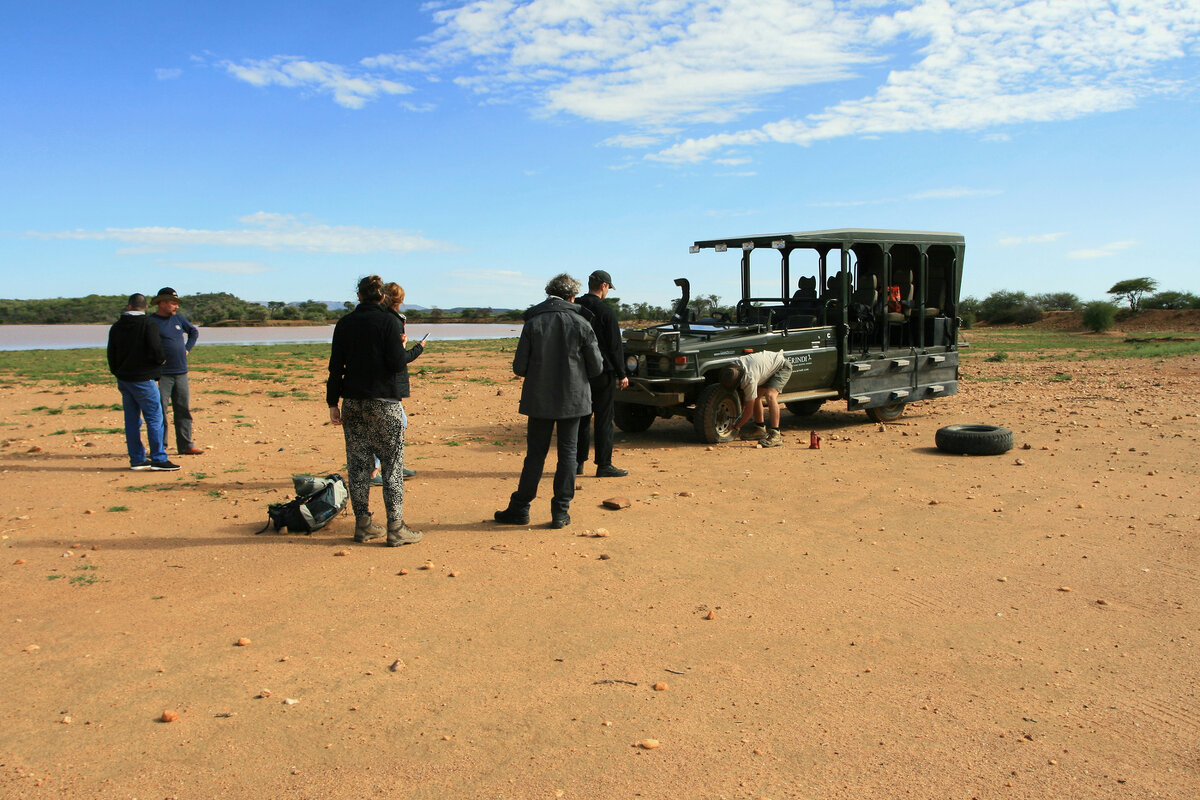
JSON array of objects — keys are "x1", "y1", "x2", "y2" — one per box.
[{"x1": 495, "y1": 274, "x2": 603, "y2": 529}]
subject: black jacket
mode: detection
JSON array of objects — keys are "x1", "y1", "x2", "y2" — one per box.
[
  {"x1": 514, "y1": 297, "x2": 603, "y2": 419},
  {"x1": 575, "y1": 293, "x2": 625, "y2": 378},
  {"x1": 107, "y1": 312, "x2": 165, "y2": 382},
  {"x1": 327, "y1": 302, "x2": 423, "y2": 406}
]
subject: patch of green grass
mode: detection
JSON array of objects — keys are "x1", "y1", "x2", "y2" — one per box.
[
  {"x1": 68, "y1": 402, "x2": 122, "y2": 411},
  {"x1": 1049, "y1": 373, "x2": 1073, "y2": 382},
  {"x1": 207, "y1": 389, "x2": 247, "y2": 396},
  {"x1": 491, "y1": 440, "x2": 505, "y2": 446},
  {"x1": 76, "y1": 563, "x2": 98, "y2": 571},
  {"x1": 963, "y1": 329, "x2": 1200, "y2": 361},
  {"x1": 984, "y1": 351, "x2": 1008, "y2": 362},
  {"x1": 235, "y1": 422, "x2": 253, "y2": 427},
  {"x1": 125, "y1": 484, "x2": 150, "y2": 492},
  {"x1": 206, "y1": 489, "x2": 222, "y2": 498},
  {"x1": 29, "y1": 405, "x2": 64, "y2": 415},
  {"x1": 70, "y1": 573, "x2": 99, "y2": 586},
  {"x1": 224, "y1": 467, "x2": 247, "y2": 473},
  {"x1": 74, "y1": 427, "x2": 123, "y2": 435},
  {"x1": 107, "y1": 505, "x2": 129, "y2": 512},
  {"x1": 443, "y1": 395, "x2": 459, "y2": 401},
  {"x1": 190, "y1": 472, "x2": 209, "y2": 480},
  {"x1": 444, "y1": 440, "x2": 462, "y2": 446},
  {"x1": 47, "y1": 574, "x2": 65, "y2": 580},
  {"x1": 50, "y1": 429, "x2": 66, "y2": 436}
]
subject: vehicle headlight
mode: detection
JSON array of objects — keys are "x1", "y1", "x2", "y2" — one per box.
[{"x1": 625, "y1": 355, "x2": 639, "y2": 375}]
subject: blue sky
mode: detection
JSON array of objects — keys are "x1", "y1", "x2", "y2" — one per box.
[{"x1": 2, "y1": 0, "x2": 1198, "y2": 310}]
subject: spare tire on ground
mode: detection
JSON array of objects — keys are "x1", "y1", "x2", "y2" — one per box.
[{"x1": 935, "y1": 424, "x2": 1014, "y2": 455}]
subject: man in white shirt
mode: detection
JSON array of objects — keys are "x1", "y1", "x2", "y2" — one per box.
[{"x1": 719, "y1": 350, "x2": 793, "y2": 447}]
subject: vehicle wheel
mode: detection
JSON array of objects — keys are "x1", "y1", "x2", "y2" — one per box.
[
  {"x1": 614, "y1": 401, "x2": 656, "y2": 433},
  {"x1": 785, "y1": 399, "x2": 824, "y2": 417},
  {"x1": 693, "y1": 383, "x2": 740, "y2": 443},
  {"x1": 865, "y1": 402, "x2": 905, "y2": 422},
  {"x1": 935, "y1": 424, "x2": 1014, "y2": 455}
]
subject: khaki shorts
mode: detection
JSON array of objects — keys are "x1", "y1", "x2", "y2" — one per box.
[{"x1": 765, "y1": 361, "x2": 792, "y2": 392}]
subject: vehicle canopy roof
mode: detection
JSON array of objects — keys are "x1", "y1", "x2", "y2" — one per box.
[{"x1": 693, "y1": 228, "x2": 964, "y2": 251}]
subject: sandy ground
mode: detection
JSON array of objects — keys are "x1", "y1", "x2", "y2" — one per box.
[{"x1": 1, "y1": 333, "x2": 1198, "y2": 800}]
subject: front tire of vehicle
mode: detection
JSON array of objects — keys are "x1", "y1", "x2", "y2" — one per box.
[
  {"x1": 693, "y1": 383, "x2": 740, "y2": 443},
  {"x1": 614, "y1": 401, "x2": 656, "y2": 433},
  {"x1": 865, "y1": 402, "x2": 905, "y2": 423},
  {"x1": 785, "y1": 399, "x2": 824, "y2": 417}
]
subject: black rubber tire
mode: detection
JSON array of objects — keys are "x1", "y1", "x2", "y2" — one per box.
[
  {"x1": 865, "y1": 401, "x2": 905, "y2": 423},
  {"x1": 785, "y1": 399, "x2": 824, "y2": 417},
  {"x1": 935, "y1": 424, "x2": 1014, "y2": 455},
  {"x1": 693, "y1": 383, "x2": 740, "y2": 443},
  {"x1": 613, "y1": 401, "x2": 656, "y2": 433}
]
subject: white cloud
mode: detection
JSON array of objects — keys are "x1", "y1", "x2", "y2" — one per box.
[
  {"x1": 220, "y1": 0, "x2": 1200, "y2": 157},
  {"x1": 163, "y1": 260, "x2": 275, "y2": 275},
  {"x1": 1067, "y1": 240, "x2": 1138, "y2": 259},
  {"x1": 220, "y1": 56, "x2": 413, "y2": 109},
  {"x1": 155, "y1": 68, "x2": 182, "y2": 80},
  {"x1": 998, "y1": 232, "x2": 1067, "y2": 246},
  {"x1": 601, "y1": 133, "x2": 662, "y2": 149},
  {"x1": 31, "y1": 213, "x2": 455, "y2": 255}
]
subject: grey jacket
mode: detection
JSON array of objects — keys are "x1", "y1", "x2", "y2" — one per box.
[{"x1": 514, "y1": 297, "x2": 603, "y2": 419}]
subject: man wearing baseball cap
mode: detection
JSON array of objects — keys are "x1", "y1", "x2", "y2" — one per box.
[
  {"x1": 150, "y1": 287, "x2": 203, "y2": 456},
  {"x1": 574, "y1": 269, "x2": 629, "y2": 478}
]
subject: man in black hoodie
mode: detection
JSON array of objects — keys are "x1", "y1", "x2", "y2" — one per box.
[
  {"x1": 575, "y1": 269, "x2": 629, "y2": 478},
  {"x1": 106, "y1": 294, "x2": 179, "y2": 471}
]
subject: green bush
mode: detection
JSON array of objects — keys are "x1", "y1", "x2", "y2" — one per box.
[{"x1": 1082, "y1": 301, "x2": 1118, "y2": 333}]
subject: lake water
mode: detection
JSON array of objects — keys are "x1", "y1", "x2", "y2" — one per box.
[{"x1": 0, "y1": 323, "x2": 524, "y2": 351}]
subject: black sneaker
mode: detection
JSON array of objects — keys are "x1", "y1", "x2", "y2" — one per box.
[
  {"x1": 150, "y1": 460, "x2": 181, "y2": 471},
  {"x1": 595, "y1": 464, "x2": 628, "y2": 478},
  {"x1": 130, "y1": 461, "x2": 152, "y2": 471},
  {"x1": 576, "y1": 462, "x2": 585, "y2": 476},
  {"x1": 550, "y1": 513, "x2": 571, "y2": 530},
  {"x1": 494, "y1": 508, "x2": 530, "y2": 525}
]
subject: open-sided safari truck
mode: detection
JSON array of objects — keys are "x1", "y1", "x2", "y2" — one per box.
[{"x1": 615, "y1": 228, "x2": 964, "y2": 443}]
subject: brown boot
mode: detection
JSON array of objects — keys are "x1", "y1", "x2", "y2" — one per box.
[
  {"x1": 354, "y1": 514, "x2": 385, "y2": 543},
  {"x1": 386, "y1": 522, "x2": 423, "y2": 547}
]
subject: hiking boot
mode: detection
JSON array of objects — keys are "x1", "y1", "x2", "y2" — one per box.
[
  {"x1": 354, "y1": 514, "x2": 385, "y2": 542},
  {"x1": 596, "y1": 464, "x2": 628, "y2": 478},
  {"x1": 494, "y1": 507, "x2": 530, "y2": 525},
  {"x1": 761, "y1": 429, "x2": 783, "y2": 448},
  {"x1": 181, "y1": 447, "x2": 204, "y2": 455},
  {"x1": 150, "y1": 460, "x2": 181, "y2": 471},
  {"x1": 402, "y1": 467, "x2": 418, "y2": 478},
  {"x1": 385, "y1": 523, "x2": 423, "y2": 547},
  {"x1": 576, "y1": 462, "x2": 585, "y2": 476},
  {"x1": 369, "y1": 474, "x2": 383, "y2": 487},
  {"x1": 550, "y1": 513, "x2": 571, "y2": 530},
  {"x1": 739, "y1": 425, "x2": 767, "y2": 442},
  {"x1": 130, "y1": 460, "x2": 152, "y2": 471}
]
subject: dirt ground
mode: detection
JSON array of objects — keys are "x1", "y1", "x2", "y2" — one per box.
[{"x1": 1, "y1": 334, "x2": 1198, "y2": 800}]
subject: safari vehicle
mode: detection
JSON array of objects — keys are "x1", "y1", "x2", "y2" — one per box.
[{"x1": 615, "y1": 228, "x2": 964, "y2": 442}]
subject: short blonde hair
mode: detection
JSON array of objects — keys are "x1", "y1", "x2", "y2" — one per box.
[{"x1": 382, "y1": 282, "x2": 405, "y2": 307}]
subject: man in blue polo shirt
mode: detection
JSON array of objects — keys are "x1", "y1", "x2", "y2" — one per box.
[{"x1": 150, "y1": 287, "x2": 203, "y2": 456}]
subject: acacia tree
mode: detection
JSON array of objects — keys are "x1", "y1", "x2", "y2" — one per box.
[{"x1": 1107, "y1": 278, "x2": 1158, "y2": 312}]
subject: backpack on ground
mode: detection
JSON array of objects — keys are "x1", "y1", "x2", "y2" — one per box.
[{"x1": 256, "y1": 473, "x2": 349, "y2": 534}]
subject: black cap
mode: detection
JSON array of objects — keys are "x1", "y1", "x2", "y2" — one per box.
[
  {"x1": 589, "y1": 269, "x2": 614, "y2": 289},
  {"x1": 152, "y1": 287, "x2": 179, "y2": 302}
]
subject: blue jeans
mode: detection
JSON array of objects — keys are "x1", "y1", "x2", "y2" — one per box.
[
  {"x1": 158, "y1": 372, "x2": 193, "y2": 452},
  {"x1": 117, "y1": 379, "x2": 167, "y2": 465}
]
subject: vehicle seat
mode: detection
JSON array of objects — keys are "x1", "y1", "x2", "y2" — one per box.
[{"x1": 886, "y1": 269, "x2": 913, "y2": 345}]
